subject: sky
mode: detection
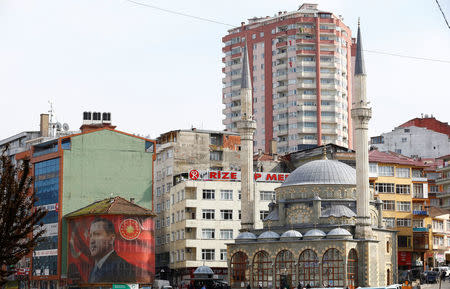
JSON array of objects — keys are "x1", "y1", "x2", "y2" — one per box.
[{"x1": 1, "y1": 0, "x2": 449, "y2": 141}]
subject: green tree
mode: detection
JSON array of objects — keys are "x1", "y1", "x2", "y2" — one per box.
[{"x1": 0, "y1": 147, "x2": 46, "y2": 285}]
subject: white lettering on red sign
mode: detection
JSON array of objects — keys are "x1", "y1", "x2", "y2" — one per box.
[{"x1": 188, "y1": 170, "x2": 289, "y2": 183}]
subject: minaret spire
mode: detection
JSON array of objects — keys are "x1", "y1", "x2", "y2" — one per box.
[
  {"x1": 351, "y1": 20, "x2": 372, "y2": 240},
  {"x1": 238, "y1": 44, "x2": 257, "y2": 232}
]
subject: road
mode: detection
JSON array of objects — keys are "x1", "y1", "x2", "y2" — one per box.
[{"x1": 421, "y1": 280, "x2": 450, "y2": 289}]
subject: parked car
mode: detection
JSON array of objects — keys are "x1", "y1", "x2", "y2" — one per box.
[
  {"x1": 433, "y1": 266, "x2": 450, "y2": 277},
  {"x1": 421, "y1": 270, "x2": 439, "y2": 283}
]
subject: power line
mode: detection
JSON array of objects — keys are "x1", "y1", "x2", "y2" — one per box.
[
  {"x1": 124, "y1": 0, "x2": 236, "y2": 27},
  {"x1": 124, "y1": 0, "x2": 450, "y2": 64},
  {"x1": 365, "y1": 49, "x2": 450, "y2": 63},
  {"x1": 435, "y1": 0, "x2": 450, "y2": 29}
]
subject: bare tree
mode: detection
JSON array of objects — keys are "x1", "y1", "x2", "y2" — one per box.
[{"x1": 0, "y1": 147, "x2": 47, "y2": 285}]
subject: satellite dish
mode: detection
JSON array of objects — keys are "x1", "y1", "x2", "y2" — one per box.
[
  {"x1": 55, "y1": 122, "x2": 62, "y2": 131},
  {"x1": 63, "y1": 123, "x2": 69, "y2": 131}
]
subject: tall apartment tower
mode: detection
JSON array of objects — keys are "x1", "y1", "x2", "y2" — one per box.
[{"x1": 222, "y1": 3, "x2": 353, "y2": 154}]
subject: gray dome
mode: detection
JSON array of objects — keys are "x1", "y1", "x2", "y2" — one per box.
[
  {"x1": 327, "y1": 228, "x2": 352, "y2": 239},
  {"x1": 236, "y1": 232, "x2": 257, "y2": 240},
  {"x1": 321, "y1": 205, "x2": 356, "y2": 218},
  {"x1": 194, "y1": 266, "x2": 214, "y2": 275},
  {"x1": 281, "y1": 159, "x2": 356, "y2": 187},
  {"x1": 280, "y1": 230, "x2": 303, "y2": 239},
  {"x1": 303, "y1": 229, "x2": 326, "y2": 239},
  {"x1": 258, "y1": 231, "x2": 280, "y2": 240}
]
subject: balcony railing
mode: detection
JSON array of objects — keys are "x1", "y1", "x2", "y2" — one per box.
[{"x1": 413, "y1": 227, "x2": 429, "y2": 232}]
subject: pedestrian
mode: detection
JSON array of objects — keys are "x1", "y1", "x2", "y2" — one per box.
[
  {"x1": 247, "y1": 283, "x2": 251, "y2": 289},
  {"x1": 297, "y1": 282, "x2": 302, "y2": 289},
  {"x1": 305, "y1": 284, "x2": 311, "y2": 289},
  {"x1": 259, "y1": 284, "x2": 262, "y2": 289},
  {"x1": 441, "y1": 270, "x2": 446, "y2": 282}
]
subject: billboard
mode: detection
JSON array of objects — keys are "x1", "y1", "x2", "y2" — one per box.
[{"x1": 68, "y1": 215, "x2": 154, "y2": 284}]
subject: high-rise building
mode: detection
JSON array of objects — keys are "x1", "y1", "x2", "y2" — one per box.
[{"x1": 222, "y1": 3, "x2": 353, "y2": 154}]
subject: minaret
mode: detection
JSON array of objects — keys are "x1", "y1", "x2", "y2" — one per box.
[
  {"x1": 238, "y1": 45, "x2": 257, "y2": 232},
  {"x1": 351, "y1": 20, "x2": 372, "y2": 239}
]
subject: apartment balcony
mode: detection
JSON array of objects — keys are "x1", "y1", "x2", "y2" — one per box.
[
  {"x1": 320, "y1": 62, "x2": 340, "y2": 69},
  {"x1": 274, "y1": 61, "x2": 287, "y2": 69},
  {"x1": 320, "y1": 72, "x2": 340, "y2": 79},
  {"x1": 230, "y1": 63, "x2": 241, "y2": 70},
  {"x1": 295, "y1": 39, "x2": 315, "y2": 44},
  {"x1": 413, "y1": 193, "x2": 427, "y2": 199},
  {"x1": 298, "y1": 71, "x2": 316, "y2": 78},
  {"x1": 320, "y1": 83, "x2": 339, "y2": 90},
  {"x1": 296, "y1": 49, "x2": 316, "y2": 56},
  {"x1": 321, "y1": 116, "x2": 340, "y2": 123},
  {"x1": 298, "y1": 60, "x2": 316, "y2": 66},
  {"x1": 298, "y1": 127, "x2": 317, "y2": 134},
  {"x1": 275, "y1": 74, "x2": 287, "y2": 81},
  {"x1": 322, "y1": 128, "x2": 339, "y2": 135},
  {"x1": 319, "y1": 29, "x2": 335, "y2": 34},
  {"x1": 274, "y1": 52, "x2": 287, "y2": 59},
  {"x1": 436, "y1": 174, "x2": 450, "y2": 186},
  {"x1": 298, "y1": 83, "x2": 316, "y2": 89},
  {"x1": 273, "y1": 85, "x2": 288, "y2": 93},
  {"x1": 276, "y1": 41, "x2": 287, "y2": 48},
  {"x1": 412, "y1": 177, "x2": 428, "y2": 182}
]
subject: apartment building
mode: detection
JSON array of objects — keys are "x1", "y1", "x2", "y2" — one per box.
[
  {"x1": 368, "y1": 150, "x2": 432, "y2": 270},
  {"x1": 429, "y1": 208, "x2": 450, "y2": 267},
  {"x1": 154, "y1": 129, "x2": 285, "y2": 283},
  {"x1": 437, "y1": 155, "x2": 450, "y2": 209},
  {"x1": 222, "y1": 3, "x2": 354, "y2": 154}
]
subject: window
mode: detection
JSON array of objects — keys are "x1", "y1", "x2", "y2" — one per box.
[
  {"x1": 220, "y1": 190, "x2": 233, "y2": 200},
  {"x1": 413, "y1": 184, "x2": 424, "y2": 198},
  {"x1": 252, "y1": 33, "x2": 256, "y2": 39},
  {"x1": 202, "y1": 229, "x2": 215, "y2": 239},
  {"x1": 322, "y1": 249, "x2": 344, "y2": 287},
  {"x1": 382, "y1": 200, "x2": 395, "y2": 211},
  {"x1": 396, "y1": 202, "x2": 411, "y2": 212},
  {"x1": 260, "y1": 191, "x2": 276, "y2": 201},
  {"x1": 413, "y1": 220, "x2": 424, "y2": 228},
  {"x1": 347, "y1": 249, "x2": 358, "y2": 289},
  {"x1": 210, "y1": 151, "x2": 223, "y2": 161},
  {"x1": 231, "y1": 252, "x2": 248, "y2": 286},
  {"x1": 433, "y1": 220, "x2": 444, "y2": 231},
  {"x1": 202, "y1": 209, "x2": 215, "y2": 219},
  {"x1": 396, "y1": 184, "x2": 410, "y2": 194},
  {"x1": 397, "y1": 218, "x2": 411, "y2": 227},
  {"x1": 298, "y1": 249, "x2": 319, "y2": 287},
  {"x1": 434, "y1": 236, "x2": 444, "y2": 246},
  {"x1": 220, "y1": 229, "x2": 233, "y2": 239},
  {"x1": 238, "y1": 210, "x2": 241, "y2": 220},
  {"x1": 238, "y1": 191, "x2": 241, "y2": 200},
  {"x1": 260, "y1": 210, "x2": 269, "y2": 220},
  {"x1": 379, "y1": 166, "x2": 394, "y2": 176},
  {"x1": 219, "y1": 249, "x2": 227, "y2": 261},
  {"x1": 275, "y1": 250, "x2": 295, "y2": 289},
  {"x1": 396, "y1": 168, "x2": 410, "y2": 178},
  {"x1": 401, "y1": 137, "x2": 407, "y2": 143},
  {"x1": 260, "y1": 32, "x2": 264, "y2": 37},
  {"x1": 252, "y1": 251, "x2": 272, "y2": 288},
  {"x1": 384, "y1": 218, "x2": 395, "y2": 228},
  {"x1": 398, "y1": 236, "x2": 411, "y2": 248},
  {"x1": 221, "y1": 209, "x2": 233, "y2": 220},
  {"x1": 202, "y1": 249, "x2": 215, "y2": 260},
  {"x1": 375, "y1": 183, "x2": 395, "y2": 193},
  {"x1": 203, "y1": 189, "x2": 215, "y2": 200}
]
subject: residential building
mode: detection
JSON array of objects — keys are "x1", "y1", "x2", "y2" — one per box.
[
  {"x1": 429, "y1": 207, "x2": 450, "y2": 267},
  {"x1": 370, "y1": 116, "x2": 450, "y2": 158},
  {"x1": 222, "y1": 3, "x2": 354, "y2": 154},
  {"x1": 15, "y1": 113, "x2": 155, "y2": 289},
  {"x1": 154, "y1": 129, "x2": 285, "y2": 283},
  {"x1": 437, "y1": 154, "x2": 450, "y2": 209},
  {"x1": 368, "y1": 150, "x2": 431, "y2": 270}
]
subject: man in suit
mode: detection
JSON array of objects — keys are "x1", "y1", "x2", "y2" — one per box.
[{"x1": 88, "y1": 218, "x2": 136, "y2": 283}]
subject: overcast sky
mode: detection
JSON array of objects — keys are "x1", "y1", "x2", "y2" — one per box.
[{"x1": 1, "y1": 0, "x2": 449, "y2": 141}]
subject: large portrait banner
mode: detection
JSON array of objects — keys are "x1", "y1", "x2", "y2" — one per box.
[{"x1": 68, "y1": 215, "x2": 154, "y2": 284}]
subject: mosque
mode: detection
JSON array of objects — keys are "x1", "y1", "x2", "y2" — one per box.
[{"x1": 227, "y1": 23, "x2": 398, "y2": 289}]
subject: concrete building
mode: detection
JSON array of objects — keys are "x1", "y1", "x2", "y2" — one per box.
[
  {"x1": 227, "y1": 22, "x2": 397, "y2": 288},
  {"x1": 154, "y1": 128, "x2": 286, "y2": 283},
  {"x1": 222, "y1": 3, "x2": 354, "y2": 154},
  {"x1": 429, "y1": 207, "x2": 450, "y2": 267},
  {"x1": 370, "y1": 117, "x2": 450, "y2": 158},
  {"x1": 14, "y1": 113, "x2": 155, "y2": 289}
]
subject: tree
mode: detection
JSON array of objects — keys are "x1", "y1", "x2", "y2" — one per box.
[{"x1": 0, "y1": 147, "x2": 47, "y2": 285}]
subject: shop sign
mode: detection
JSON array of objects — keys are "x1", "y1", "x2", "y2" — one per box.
[
  {"x1": 398, "y1": 252, "x2": 412, "y2": 266},
  {"x1": 436, "y1": 253, "x2": 445, "y2": 263},
  {"x1": 41, "y1": 223, "x2": 58, "y2": 237},
  {"x1": 113, "y1": 284, "x2": 138, "y2": 289},
  {"x1": 33, "y1": 249, "x2": 58, "y2": 257},
  {"x1": 189, "y1": 169, "x2": 290, "y2": 183}
]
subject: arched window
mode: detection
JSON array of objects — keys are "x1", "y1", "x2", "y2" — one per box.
[
  {"x1": 231, "y1": 252, "x2": 248, "y2": 287},
  {"x1": 298, "y1": 249, "x2": 319, "y2": 288},
  {"x1": 275, "y1": 250, "x2": 295, "y2": 289},
  {"x1": 386, "y1": 241, "x2": 390, "y2": 253},
  {"x1": 252, "y1": 251, "x2": 272, "y2": 289},
  {"x1": 322, "y1": 248, "x2": 344, "y2": 287},
  {"x1": 347, "y1": 249, "x2": 358, "y2": 289},
  {"x1": 387, "y1": 269, "x2": 391, "y2": 285}
]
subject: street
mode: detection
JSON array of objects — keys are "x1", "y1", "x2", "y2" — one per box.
[{"x1": 421, "y1": 280, "x2": 450, "y2": 289}]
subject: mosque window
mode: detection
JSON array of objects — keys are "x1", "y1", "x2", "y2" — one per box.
[
  {"x1": 275, "y1": 250, "x2": 295, "y2": 289},
  {"x1": 298, "y1": 249, "x2": 319, "y2": 287},
  {"x1": 322, "y1": 249, "x2": 344, "y2": 287},
  {"x1": 231, "y1": 252, "x2": 247, "y2": 287},
  {"x1": 252, "y1": 251, "x2": 272, "y2": 289},
  {"x1": 347, "y1": 249, "x2": 358, "y2": 289}
]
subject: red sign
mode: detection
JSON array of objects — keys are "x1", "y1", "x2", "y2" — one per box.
[
  {"x1": 398, "y1": 252, "x2": 412, "y2": 266},
  {"x1": 188, "y1": 170, "x2": 290, "y2": 183},
  {"x1": 68, "y1": 215, "x2": 154, "y2": 284}
]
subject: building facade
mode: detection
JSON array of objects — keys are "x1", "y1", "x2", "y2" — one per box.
[
  {"x1": 370, "y1": 120, "x2": 450, "y2": 159},
  {"x1": 437, "y1": 155, "x2": 450, "y2": 209},
  {"x1": 222, "y1": 3, "x2": 354, "y2": 153},
  {"x1": 15, "y1": 115, "x2": 155, "y2": 289}
]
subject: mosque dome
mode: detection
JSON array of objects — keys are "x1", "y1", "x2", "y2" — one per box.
[
  {"x1": 280, "y1": 230, "x2": 302, "y2": 240},
  {"x1": 303, "y1": 229, "x2": 326, "y2": 239},
  {"x1": 236, "y1": 232, "x2": 257, "y2": 243},
  {"x1": 326, "y1": 228, "x2": 353, "y2": 239},
  {"x1": 281, "y1": 159, "x2": 356, "y2": 187},
  {"x1": 194, "y1": 266, "x2": 214, "y2": 275},
  {"x1": 321, "y1": 205, "x2": 356, "y2": 218},
  {"x1": 258, "y1": 231, "x2": 280, "y2": 240}
]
